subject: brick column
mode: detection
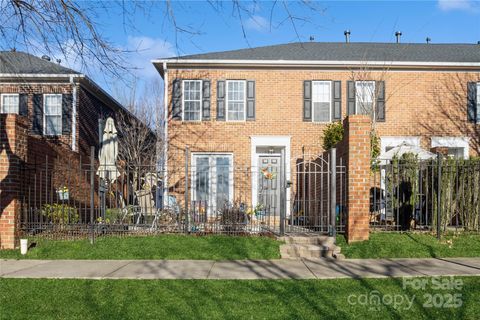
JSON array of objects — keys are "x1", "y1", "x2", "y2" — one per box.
[
  {"x1": 338, "y1": 115, "x2": 371, "y2": 243},
  {"x1": 0, "y1": 115, "x2": 28, "y2": 249}
]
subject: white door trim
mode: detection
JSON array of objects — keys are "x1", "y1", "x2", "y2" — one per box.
[{"x1": 250, "y1": 136, "x2": 291, "y2": 216}]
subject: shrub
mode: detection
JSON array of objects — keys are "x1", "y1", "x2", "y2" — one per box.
[
  {"x1": 322, "y1": 122, "x2": 344, "y2": 150},
  {"x1": 41, "y1": 204, "x2": 79, "y2": 224}
]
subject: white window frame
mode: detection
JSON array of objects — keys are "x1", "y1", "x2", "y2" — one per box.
[
  {"x1": 431, "y1": 136, "x2": 469, "y2": 159},
  {"x1": 355, "y1": 81, "x2": 375, "y2": 116},
  {"x1": 182, "y1": 80, "x2": 202, "y2": 122},
  {"x1": 226, "y1": 80, "x2": 246, "y2": 122},
  {"x1": 191, "y1": 153, "x2": 234, "y2": 215},
  {"x1": 43, "y1": 94, "x2": 63, "y2": 136},
  {"x1": 311, "y1": 81, "x2": 332, "y2": 123},
  {"x1": 476, "y1": 83, "x2": 480, "y2": 124},
  {"x1": 1, "y1": 93, "x2": 20, "y2": 114}
]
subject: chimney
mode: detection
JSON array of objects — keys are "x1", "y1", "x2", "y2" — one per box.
[
  {"x1": 41, "y1": 55, "x2": 51, "y2": 61},
  {"x1": 426, "y1": 37, "x2": 431, "y2": 44},
  {"x1": 344, "y1": 30, "x2": 351, "y2": 43},
  {"x1": 395, "y1": 31, "x2": 402, "y2": 43}
]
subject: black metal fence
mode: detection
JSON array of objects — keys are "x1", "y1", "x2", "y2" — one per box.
[
  {"x1": 18, "y1": 147, "x2": 345, "y2": 240},
  {"x1": 370, "y1": 155, "x2": 480, "y2": 233}
]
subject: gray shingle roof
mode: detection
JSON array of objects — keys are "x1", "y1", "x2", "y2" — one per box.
[
  {"x1": 169, "y1": 42, "x2": 480, "y2": 63},
  {"x1": 0, "y1": 51, "x2": 80, "y2": 74}
]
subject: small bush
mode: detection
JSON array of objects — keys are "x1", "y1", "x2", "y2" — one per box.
[
  {"x1": 322, "y1": 122, "x2": 344, "y2": 150},
  {"x1": 41, "y1": 204, "x2": 79, "y2": 224}
]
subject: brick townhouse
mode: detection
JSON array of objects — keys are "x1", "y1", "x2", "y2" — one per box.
[
  {"x1": 0, "y1": 51, "x2": 139, "y2": 248},
  {"x1": 153, "y1": 42, "x2": 480, "y2": 223}
]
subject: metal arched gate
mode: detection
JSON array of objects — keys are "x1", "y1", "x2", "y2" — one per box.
[{"x1": 284, "y1": 148, "x2": 346, "y2": 235}]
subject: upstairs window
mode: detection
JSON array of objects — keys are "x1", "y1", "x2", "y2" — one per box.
[
  {"x1": 182, "y1": 80, "x2": 202, "y2": 121},
  {"x1": 355, "y1": 81, "x2": 375, "y2": 115},
  {"x1": 312, "y1": 81, "x2": 331, "y2": 122},
  {"x1": 1, "y1": 94, "x2": 19, "y2": 114},
  {"x1": 43, "y1": 94, "x2": 62, "y2": 136},
  {"x1": 226, "y1": 80, "x2": 246, "y2": 121}
]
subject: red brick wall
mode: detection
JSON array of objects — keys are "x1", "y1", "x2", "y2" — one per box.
[
  {"x1": 336, "y1": 115, "x2": 371, "y2": 242},
  {"x1": 166, "y1": 68, "x2": 480, "y2": 167},
  {"x1": 0, "y1": 115, "x2": 28, "y2": 249}
]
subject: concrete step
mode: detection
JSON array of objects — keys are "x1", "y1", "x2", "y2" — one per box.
[
  {"x1": 278, "y1": 235, "x2": 341, "y2": 259},
  {"x1": 280, "y1": 243, "x2": 337, "y2": 259},
  {"x1": 278, "y1": 235, "x2": 335, "y2": 246}
]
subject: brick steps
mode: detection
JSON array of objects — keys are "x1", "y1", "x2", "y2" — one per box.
[{"x1": 278, "y1": 235, "x2": 343, "y2": 259}]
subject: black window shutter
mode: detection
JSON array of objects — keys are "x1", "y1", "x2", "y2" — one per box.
[
  {"x1": 62, "y1": 94, "x2": 72, "y2": 135},
  {"x1": 19, "y1": 93, "x2": 28, "y2": 116},
  {"x1": 246, "y1": 80, "x2": 255, "y2": 121},
  {"x1": 217, "y1": 80, "x2": 226, "y2": 121},
  {"x1": 32, "y1": 94, "x2": 43, "y2": 134},
  {"x1": 347, "y1": 81, "x2": 356, "y2": 115},
  {"x1": 303, "y1": 81, "x2": 312, "y2": 121},
  {"x1": 332, "y1": 81, "x2": 342, "y2": 120},
  {"x1": 172, "y1": 79, "x2": 182, "y2": 120},
  {"x1": 202, "y1": 80, "x2": 211, "y2": 120},
  {"x1": 376, "y1": 81, "x2": 385, "y2": 122},
  {"x1": 467, "y1": 82, "x2": 477, "y2": 123}
]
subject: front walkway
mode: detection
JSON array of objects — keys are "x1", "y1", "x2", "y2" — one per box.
[{"x1": 2, "y1": 258, "x2": 480, "y2": 279}]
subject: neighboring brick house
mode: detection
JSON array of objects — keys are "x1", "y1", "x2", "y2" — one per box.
[
  {"x1": 0, "y1": 51, "x2": 136, "y2": 248},
  {"x1": 153, "y1": 42, "x2": 480, "y2": 231},
  {"x1": 0, "y1": 51, "x2": 127, "y2": 159}
]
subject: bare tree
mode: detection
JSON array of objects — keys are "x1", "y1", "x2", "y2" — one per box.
[
  {"x1": 421, "y1": 73, "x2": 480, "y2": 155},
  {"x1": 0, "y1": 0, "x2": 137, "y2": 79},
  {"x1": 1, "y1": 1, "x2": 325, "y2": 80},
  {"x1": 114, "y1": 78, "x2": 161, "y2": 166},
  {"x1": 347, "y1": 61, "x2": 421, "y2": 161}
]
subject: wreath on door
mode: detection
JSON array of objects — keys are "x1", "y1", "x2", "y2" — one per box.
[{"x1": 260, "y1": 167, "x2": 277, "y2": 180}]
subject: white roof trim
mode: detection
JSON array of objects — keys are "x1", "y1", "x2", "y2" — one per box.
[{"x1": 152, "y1": 59, "x2": 480, "y2": 68}]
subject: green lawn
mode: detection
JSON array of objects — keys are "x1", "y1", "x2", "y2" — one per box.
[
  {"x1": 0, "y1": 235, "x2": 281, "y2": 260},
  {"x1": 337, "y1": 232, "x2": 480, "y2": 259},
  {"x1": 0, "y1": 277, "x2": 478, "y2": 319}
]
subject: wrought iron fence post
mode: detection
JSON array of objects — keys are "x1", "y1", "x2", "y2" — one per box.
[
  {"x1": 185, "y1": 146, "x2": 190, "y2": 234},
  {"x1": 90, "y1": 146, "x2": 95, "y2": 244},
  {"x1": 437, "y1": 153, "x2": 442, "y2": 240},
  {"x1": 279, "y1": 148, "x2": 286, "y2": 236},
  {"x1": 330, "y1": 148, "x2": 337, "y2": 240}
]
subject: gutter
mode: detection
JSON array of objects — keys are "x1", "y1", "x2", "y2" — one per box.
[
  {"x1": 152, "y1": 58, "x2": 480, "y2": 71},
  {"x1": 162, "y1": 61, "x2": 169, "y2": 207}
]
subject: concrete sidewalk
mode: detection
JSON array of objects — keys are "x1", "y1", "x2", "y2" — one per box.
[{"x1": 1, "y1": 258, "x2": 480, "y2": 280}]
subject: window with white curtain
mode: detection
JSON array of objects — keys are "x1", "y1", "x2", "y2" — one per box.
[
  {"x1": 355, "y1": 81, "x2": 375, "y2": 116},
  {"x1": 312, "y1": 81, "x2": 331, "y2": 122},
  {"x1": 182, "y1": 80, "x2": 202, "y2": 121},
  {"x1": 226, "y1": 80, "x2": 246, "y2": 121},
  {"x1": 44, "y1": 94, "x2": 62, "y2": 135},
  {"x1": 1, "y1": 94, "x2": 19, "y2": 114}
]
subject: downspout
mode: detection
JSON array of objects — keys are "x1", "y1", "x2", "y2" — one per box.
[
  {"x1": 163, "y1": 61, "x2": 169, "y2": 206},
  {"x1": 70, "y1": 75, "x2": 77, "y2": 151}
]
